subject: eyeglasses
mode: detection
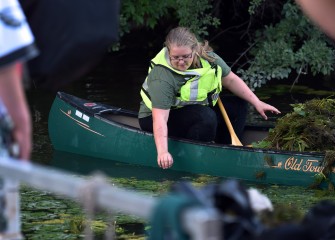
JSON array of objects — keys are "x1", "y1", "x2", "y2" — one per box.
[{"x1": 169, "y1": 52, "x2": 193, "y2": 62}]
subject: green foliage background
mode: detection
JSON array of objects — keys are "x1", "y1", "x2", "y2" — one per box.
[
  {"x1": 117, "y1": 0, "x2": 334, "y2": 90},
  {"x1": 240, "y1": 1, "x2": 334, "y2": 90},
  {"x1": 119, "y1": 0, "x2": 220, "y2": 37}
]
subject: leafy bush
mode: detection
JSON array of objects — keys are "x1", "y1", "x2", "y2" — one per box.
[
  {"x1": 119, "y1": 0, "x2": 220, "y2": 39},
  {"x1": 239, "y1": 1, "x2": 335, "y2": 90},
  {"x1": 116, "y1": 0, "x2": 334, "y2": 90}
]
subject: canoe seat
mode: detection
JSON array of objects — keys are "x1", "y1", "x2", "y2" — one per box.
[
  {"x1": 100, "y1": 114, "x2": 140, "y2": 129},
  {"x1": 110, "y1": 115, "x2": 140, "y2": 129}
]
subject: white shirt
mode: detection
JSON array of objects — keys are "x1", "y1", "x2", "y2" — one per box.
[{"x1": 0, "y1": 0, "x2": 36, "y2": 67}]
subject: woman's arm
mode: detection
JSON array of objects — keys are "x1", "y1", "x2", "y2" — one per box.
[
  {"x1": 152, "y1": 108, "x2": 173, "y2": 169},
  {"x1": 0, "y1": 63, "x2": 31, "y2": 160},
  {"x1": 222, "y1": 71, "x2": 281, "y2": 120}
]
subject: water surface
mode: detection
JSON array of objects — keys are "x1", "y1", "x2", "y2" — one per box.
[{"x1": 24, "y1": 53, "x2": 335, "y2": 238}]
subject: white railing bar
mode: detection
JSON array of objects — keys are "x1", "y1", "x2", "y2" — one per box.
[
  {"x1": 0, "y1": 179, "x2": 22, "y2": 240},
  {"x1": 0, "y1": 156, "x2": 223, "y2": 240},
  {"x1": 0, "y1": 156, "x2": 153, "y2": 218}
]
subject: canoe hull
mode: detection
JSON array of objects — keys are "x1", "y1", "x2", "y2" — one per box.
[{"x1": 48, "y1": 92, "x2": 333, "y2": 187}]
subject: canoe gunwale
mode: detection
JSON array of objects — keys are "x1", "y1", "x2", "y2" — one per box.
[
  {"x1": 55, "y1": 91, "x2": 326, "y2": 158},
  {"x1": 57, "y1": 91, "x2": 137, "y2": 118}
]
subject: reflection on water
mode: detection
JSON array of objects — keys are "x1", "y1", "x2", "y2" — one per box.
[{"x1": 52, "y1": 150, "x2": 199, "y2": 181}]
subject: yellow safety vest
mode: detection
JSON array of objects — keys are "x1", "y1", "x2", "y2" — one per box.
[{"x1": 140, "y1": 48, "x2": 222, "y2": 110}]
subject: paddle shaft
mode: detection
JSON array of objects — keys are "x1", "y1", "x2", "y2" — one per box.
[{"x1": 217, "y1": 97, "x2": 243, "y2": 146}]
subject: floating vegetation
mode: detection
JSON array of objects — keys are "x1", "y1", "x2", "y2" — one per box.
[
  {"x1": 20, "y1": 184, "x2": 147, "y2": 239},
  {"x1": 20, "y1": 174, "x2": 221, "y2": 239},
  {"x1": 20, "y1": 172, "x2": 335, "y2": 239},
  {"x1": 254, "y1": 97, "x2": 335, "y2": 152},
  {"x1": 255, "y1": 171, "x2": 266, "y2": 179},
  {"x1": 253, "y1": 97, "x2": 335, "y2": 189},
  {"x1": 259, "y1": 202, "x2": 305, "y2": 227}
]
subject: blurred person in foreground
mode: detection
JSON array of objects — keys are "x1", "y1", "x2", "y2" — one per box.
[
  {"x1": 296, "y1": 0, "x2": 335, "y2": 40},
  {"x1": 0, "y1": 0, "x2": 38, "y2": 160},
  {"x1": 0, "y1": 0, "x2": 119, "y2": 160}
]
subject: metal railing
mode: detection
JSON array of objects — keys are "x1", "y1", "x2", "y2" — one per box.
[{"x1": 0, "y1": 156, "x2": 222, "y2": 240}]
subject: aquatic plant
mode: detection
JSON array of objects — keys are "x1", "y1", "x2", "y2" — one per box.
[
  {"x1": 254, "y1": 98, "x2": 335, "y2": 151},
  {"x1": 253, "y1": 97, "x2": 335, "y2": 189}
]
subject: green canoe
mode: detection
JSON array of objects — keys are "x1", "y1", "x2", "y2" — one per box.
[{"x1": 48, "y1": 92, "x2": 334, "y2": 187}]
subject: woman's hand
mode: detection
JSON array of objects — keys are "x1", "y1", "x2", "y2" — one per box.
[
  {"x1": 152, "y1": 108, "x2": 172, "y2": 168},
  {"x1": 254, "y1": 101, "x2": 281, "y2": 120},
  {"x1": 222, "y1": 72, "x2": 281, "y2": 120},
  {"x1": 157, "y1": 151, "x2": 174, "y2": 169}
]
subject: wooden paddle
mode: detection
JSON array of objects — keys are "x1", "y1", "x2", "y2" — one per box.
[{"x1": 217, "y1": 97, "x2": 243, "y2": 146}]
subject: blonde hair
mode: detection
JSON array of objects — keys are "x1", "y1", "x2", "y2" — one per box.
[{"x1": 164, "y1": 27, "x2": 216, "y2": 68}]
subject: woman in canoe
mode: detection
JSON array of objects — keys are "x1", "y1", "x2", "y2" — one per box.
[{"x1": 139, "y1": 26, "x2": 280, "y2": 169}]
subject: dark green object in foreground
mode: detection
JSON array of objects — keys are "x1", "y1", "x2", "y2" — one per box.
[{"x1": 48, "y1": 92, "x2": 334, "y2": 188}]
